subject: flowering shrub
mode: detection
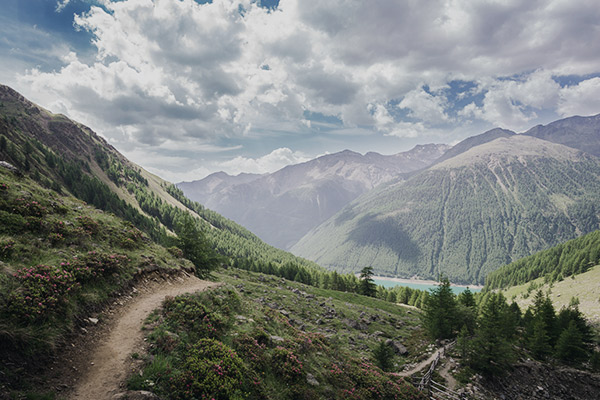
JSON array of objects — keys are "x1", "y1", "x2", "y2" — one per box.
[
  {"x1": 0, "y1": 238, "x2": 15, "y2": 259},
  {"x1": 12, "y1": 198, "x2": 47, "y2": 217},
  {"x1": 8, "y1": 264, "x2": 79, "y2": 322},
  {"x1": 233, "y1": 333, "x2": 268, "y2": 370},
  {"x1": 24, "y1": 216, "x2": 46, "y2": 232},
  {"x1": 65, "y1": 251, "x2": 129, "y2": 282},
  {"x1": 48, "y1": 232, "x2": 65, "y2": 245},
  {"x1": 271, "y1": 346, "x2": 304, "y2": 382},
  {"x1": 327, "y1": 360, "x2": 424, "y2": 400},
  {"x1": 76, "y1": 215, "x2": 99, "y2": 235},
  {"x1": 162, "y1": 295, "x2": 223, "y2": 339},
  {"x1": 0, "y1": 182, "x2": 8, "y2": 191},
  {"x1": 51, "y1": 220, "x2": 69, "y2": 235},
  {"x1": 171, "y1": 339, "x2": 246, "y2": 400}
]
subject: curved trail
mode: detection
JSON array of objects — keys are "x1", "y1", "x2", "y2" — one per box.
[
  {"x1": 396, "y1": 343, "x2": 452, "y2": 377},
  {"x1": 69, "y1": 275, "x2": 219, "y2": 400}
]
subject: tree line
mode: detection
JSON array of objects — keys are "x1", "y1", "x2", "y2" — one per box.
[{"x1": 423, "y1": 278, "x2": 599, "y2": 377}]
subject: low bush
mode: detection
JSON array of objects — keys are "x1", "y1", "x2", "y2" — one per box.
[{"x1": 7, "y1": 265, "x2": 79, "y2": 322}]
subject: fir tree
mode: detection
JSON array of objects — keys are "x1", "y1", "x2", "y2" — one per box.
[
  {"x1": 422, "y1": 277, "x2": 457, "y2": 339},
  {"x1": 373, "y1": 340, "x2": 395, "y2": 372},
  {"x1": 468, "y1": 293, "x2": 514, "y2": 376},
  {"x1": 176, "y1": 214, "x2": 221, "y2": 277},
  {"x1": 555, "y1": 320, "x2": 587, "y2": 365},
  {"x1": 359, "y1": 266, "x2": 377, "y2": 297}
]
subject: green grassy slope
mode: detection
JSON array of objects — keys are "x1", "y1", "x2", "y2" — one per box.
[
  {"x1": 0, "y1": 84, "x2": 321, "y2": 273},
  {"x1": 292, "y1": 136, "x2": 600, "y2": 285},
  {"x1": 485, "y1": 230, "x2": 600, "y2": 290},
  {"x1": 0, "y1": 166, "x2": 194, "y2": 391},
  {"x1": 128, "y1": 268, "x2": 428, "y2": 400},
  {"x1": 500, "y1": 265, "x2": 600, "y2": 322}
]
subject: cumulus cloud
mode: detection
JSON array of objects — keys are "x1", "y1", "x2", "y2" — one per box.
[
  {"x1": 398, "y1": 88, "x2": 450, "y2": 125},
  {"x1": 11, "y1": 0, "x2": 600, "y2": 180},
  {"x1": 218, "y1": 147, "x2": 310, "y2": 175},
  {"x1": 458, "y1": 70, "x2": 563, "y2": 131},
  {"x1": 558, "y1": 77, "x2": 600, "y2": 117}
]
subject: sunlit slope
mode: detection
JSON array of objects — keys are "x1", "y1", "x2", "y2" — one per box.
[{"x1": 292, "y1": 136, "x2": 600, "y2": 285}]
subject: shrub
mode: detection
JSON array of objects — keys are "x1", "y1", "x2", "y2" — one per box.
[
  {"x1": 48, "y1": 232, "x2": 65, "y2": 245},
  {"x1": 271, "y1": 346, "x2": 304, "y2": 382},
  {"x1": 0, "y1": 210, "x2": 26, "y2": 233},
  {"x1": 8, "y1": 264, "x2": 79, "y2": 322},
  {"x1": 233, "y1": 333, "x2": 268, "y2": 370},
  {"x1": 12, "y1": 198, "x2": 47, "y2": 217},
  {"x1": 65, "y1": 251, "x2": 129, "y2": 282},
  {"x1": 327, "y1": 360, "x2": 423, "y2": 400},
  {"x1": 0, "y1": 238, "x2": 15, "y2": 259},
  {"x1": 76, "y1": 215, "x2": 99, "y2": 235},
  {"x1": 162, "y1": 295, "x2": 223, "y2": 339},
  {"x1": 172, "y1": 339, "x2": 246, "y2": 400},
  {"x1": 167, "y1": 246, "x2": 184, "y2": 258}
]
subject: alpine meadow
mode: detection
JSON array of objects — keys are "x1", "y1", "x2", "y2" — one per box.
[{"x1": 2, "y1": 1, "x2": 600, "y2": 399}]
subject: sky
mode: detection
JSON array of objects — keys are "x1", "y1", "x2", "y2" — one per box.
[{"x1": 1, "y1": 0, "x2": 600, "y2": 182}]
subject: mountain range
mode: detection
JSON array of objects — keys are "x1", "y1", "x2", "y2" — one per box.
[
  {"x1": 0, "y1": 84, "x2": 319, "y2": 273},
  {"x1": 178, "y1": 144, "x2": 449, "y2": 249}
]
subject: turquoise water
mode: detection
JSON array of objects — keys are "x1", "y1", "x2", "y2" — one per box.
[{"x1": 373, "y1": 278, "x2": 481, "y2": 294}]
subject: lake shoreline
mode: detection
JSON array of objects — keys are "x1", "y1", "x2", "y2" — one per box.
[{"x1": 372, "y1": 275, "x2": 484, "y2": 290}]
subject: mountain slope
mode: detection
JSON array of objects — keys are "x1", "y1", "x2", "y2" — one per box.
[
  {"x1": 523, "y1": 113, "x2": 600, "y2": 157},
  {"x1": 292, "y1": 135, "x2": 600, "y2": 285},
  {"x1": 0, "y1": 84, "x2": 320, "y2": 272},
  {"x1": 178, "y1": 144, "x2": 449, "y2": 249},
  {"x1": 433, "y1": 127, "x2": 515, "y2": 165}
]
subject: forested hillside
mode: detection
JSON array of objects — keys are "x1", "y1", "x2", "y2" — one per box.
[
  {"x1": 0, "y1": 85, "x2": 323, "y2": 274},
  {"x1": 293, "y1": 136, "x2": 600, "y2": 285},
  {"x1": 485, "y1": 230, "x2": 600, "y2": 290},
  {"x1": 178, "y1": 145, "x2": 449, "y2": 249}
]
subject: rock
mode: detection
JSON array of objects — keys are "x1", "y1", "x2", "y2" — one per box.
[
  {"x1": 280, "y1": 310, "x2": 290, "y2": 316},
  {"x1": 269, "y1": 335, "x2": 285, "y2": 344},
  {"x1": 385, "y1": 339, "x2": 408, "y2": 355},
  {"x1": 88, "y1": 317, "x2": 99, "y2": 325},
  {"x1": 0, "y1": 161, "x2": 17, "y2": 171},
  {"x1": 306, "y1": 373, "x2": 320, "y2": 386},
  {"x1": 112, "y1": 391, "x2": 161, "y2": 400}
]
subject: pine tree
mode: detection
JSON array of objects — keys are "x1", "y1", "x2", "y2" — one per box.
[
  {"x1": 555, "y1": 320, "x2": 587, "y2": 365},
  {"x1": 422, "y1": 277, "x2": 457, "y2": 339},
  {"x1": 373, "y1": 340, "x2": 395, "y2": 372},
  {"x1": 176, "y1": 214, "x2": 221, "y2": 277},
  {"x1": 359, "y1": 266, "x2": 377, "y2": 297},
  {"x1": 468, "y1": 293, "x2": 514, "y2": 376}
]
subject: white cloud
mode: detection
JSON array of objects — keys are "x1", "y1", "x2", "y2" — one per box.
[
  {"x1": 10, "y1": 0, "x2": 600, "y2": 180},
  {"x1": 558, "y1": 77, "x2": 600, "y2": 117},
  {"x1": 398, "y1": 88, "x2": 450, "y2": 125},
  {"x1": 55, "y1": 0, "x2": 71, "y2": 12},
  {"x1": 219, "y1": 147, "x2": 310, "y2": 175},
  {"x1": 458, "y1": 70, "x2": 563, "y2": 131}
]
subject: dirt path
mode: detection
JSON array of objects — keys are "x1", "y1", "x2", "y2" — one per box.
[
  {"x1": 439, "y1": 358, "x2": 458, "y2": 390},
  {"x1": 396, "y1": 343, "x2": 453, "y2": 377},
  {"x1": 68, "y1": 275, "x2": 219, "y2": 400}
]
